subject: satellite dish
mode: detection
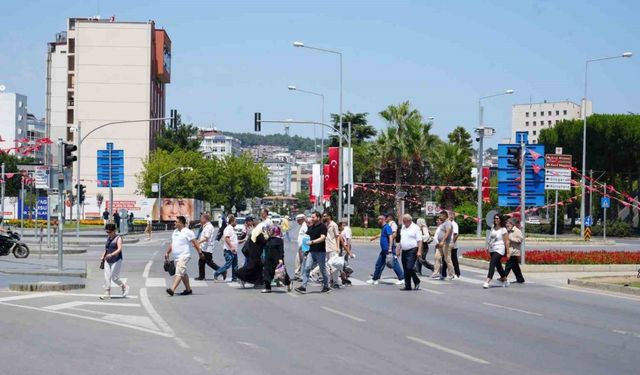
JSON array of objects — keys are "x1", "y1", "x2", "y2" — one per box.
[{"x1": 0, "y1": 85, "x2": 5, "y2": 92}]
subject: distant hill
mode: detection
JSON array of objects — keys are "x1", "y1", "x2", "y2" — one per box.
[{"x1": 224, "y1": 132, "x2": 316, "y2": 152}]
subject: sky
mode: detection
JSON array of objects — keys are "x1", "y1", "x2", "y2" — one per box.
[{"x1": 1, "y1": 0, "x2": 639, "y2": 147}]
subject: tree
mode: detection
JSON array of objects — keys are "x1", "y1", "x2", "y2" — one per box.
[
  {"x1": 447, "y1": 126, "x2": 473, "y2": 158},
  {"x1": 156, "y1": 123, "x2": 202, "y2": 152},
  {"x1": 429, "y1": 142, "x2": 474, "y2": 209},
  {"x1": 329, "y1": 111, "x2": 377, "y2": 146},
  {"x1": 294, "y1": 191, "x2": 312, "y2": 211}
]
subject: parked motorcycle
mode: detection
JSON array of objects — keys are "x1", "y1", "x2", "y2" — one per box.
[{"x1": 0, "y1": 229, "x2": 30, "y2": 258}]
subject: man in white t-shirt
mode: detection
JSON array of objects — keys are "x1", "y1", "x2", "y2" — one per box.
[
  {"x1": 214, "y1": 215, "x2": 239, "y2": 281},
  {"x1": 442, "y1": 211, "x2": 461, "y2": 278},
  {"x1": 164, "y1": 215, "x2": 204, "y2": 296},
  {"x1": 195, "y1": 213, "x2": 221, "y2": 280},
  {"x1": 144, "y1": 215, "x2": 152, "y2": 240},
  {"x1": 399, "y1": 214, "x2": 423, "y2": 290},
  {"x1": 294, "y1": 214, "x2": 308, "y2": 281}
]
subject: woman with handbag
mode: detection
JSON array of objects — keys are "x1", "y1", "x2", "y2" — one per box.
[
  {"x1": 504, "y1": 218, "x2": 525, "y2": 283},
  {"x1": 236, "y1": 222, "x2": 269, "y2": 288},
  {"x1": 483, "y1": 214, "x2": 510, "y2": 289},
  {"x1": 100, "y1": 223, "x2": 129, "y2": 300},
  {"x1": 261, "y1": 226, "x2": 292, "y2": 293},
  {"x1": 415, "y1": 218, "x2": 435, "y2": 275}
]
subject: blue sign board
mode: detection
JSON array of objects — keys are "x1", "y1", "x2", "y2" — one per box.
[
  {"x1": 497, "y1": 143, "x2": 546, "y2": 207},
  {"x1": 18, "y1": 196, "x2": 48, "y2": 220},
  {"x1": 585, "y1": 216, "x2": 593, "y2": 227},
  {"x1": 601, "y1": 197, "x2": 610, "y2": 208},
  {"x1": 97, "y1": 142, "x2": 125, "y2": 188}
]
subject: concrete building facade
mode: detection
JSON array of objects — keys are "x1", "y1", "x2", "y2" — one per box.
[
  {"x1": 46, "y1": 17, "x2": 171, "y2": 201},
  {"x1": 0, "y1": 92, "x2": 28, "y2": 152},
  {"x1": 26, "y1": 114, "x2": 46, "y2": 163},
  {"x1": 199, "y1": 129, "x2": 241, "y2": 159},
  {"x1": 511, "y1": 99, "x2": 592, "y2": 144},
  {"x1": 264, "y1": 158, "x2": 292, "y2": 196}
]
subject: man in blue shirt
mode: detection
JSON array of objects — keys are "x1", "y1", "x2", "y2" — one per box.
[{"x1": 367, "y1": 215, "x2": 404, "y2": 285}]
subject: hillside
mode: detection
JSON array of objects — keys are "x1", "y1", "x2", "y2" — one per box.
[{"x1": 224, "y1": 132, "x2": 316, "y2": 152}]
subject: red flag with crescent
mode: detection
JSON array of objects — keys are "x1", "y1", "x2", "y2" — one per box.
[
  {"x1": 309, "y1": 176, "x2": 315, "y2": 203},
  {"x1": 323, "y1": 164, "x2": 332, "y2": 197},
  {"x1": 327, "y1": 147, "x2": 340, "y2": 191},
  {"x1": 482, "y1": 167, "x2": 490, "y2": 203}
]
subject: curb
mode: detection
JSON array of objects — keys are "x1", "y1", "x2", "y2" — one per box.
[
  {"x1": 22, "y1": 249, "x2": 88, "y2": 255},
  {"x1": 459, "y1": 257, "x2": 640, "y2": 273},
  {"x1": 350, "y1": 236, "x2": 615, "y2": 246},
  {"x1": 0, "y1": 269, "x2": 87, "y2": 277},
  {"x1": 9, "y1": 282, "x2": 85, "y2": 292},
  {"x1": 567, "y1": 278, "x2": 640, "y2": 297}
]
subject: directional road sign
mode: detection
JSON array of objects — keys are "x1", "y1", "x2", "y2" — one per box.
[
  {"x1": 97, "y1": 142, "x2": 124, "y2": 188},
  {"x1": 585, "y1": 215, "x2": 593, "y2": 227},
  {"x1": 601, "y1": 197, "x2": 610, "y2": 208}
]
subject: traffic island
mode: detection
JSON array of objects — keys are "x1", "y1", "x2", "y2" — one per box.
[
  {"x1": 568, "y1": 276, "x2": 640, "y2": 297},
  {"x1": 1, "y1": 259, "x2": 87, "y2": 292},
  {"x1": 9, "y1": 278, "x2": 86, "y2": 292}
]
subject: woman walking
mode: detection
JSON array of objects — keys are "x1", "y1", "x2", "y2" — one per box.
[
  {"x1": 236, "y1": 222, "x2": 269, "y2": 288},
  {"x1": 415, "y1": 218, "x2": 434, "y2": 275},
  {"x1": 483, "y1": 214, "x2": 510, "y2": 289},
  {"x1": 262, "y1": 226, "x2": 292, "y2": 293},
  {"x1": 504, "y1": 218, "x2": 525, "y2": 283},
  {"x1": 100, "y1": 223, "x2": 129, "y2": 300}
]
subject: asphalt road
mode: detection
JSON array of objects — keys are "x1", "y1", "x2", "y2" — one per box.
[{"x1": 1, "y1": 228, "x2": 640, "y2": 375}]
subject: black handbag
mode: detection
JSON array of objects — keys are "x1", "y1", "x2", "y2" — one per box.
[
  {"x1": 99, "y1": 259, "x2": 105, "y2": 270},
  {"x1": 164, "y1": 260, "x2": 176, "y2": 276}
]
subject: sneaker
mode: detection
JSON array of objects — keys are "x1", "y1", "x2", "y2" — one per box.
[
  {"x1": 482, "y1": 282, "x2": 489, "y2": 289},
  {"x1": 223, "y1": 271, "x2": 228, "y2": 280},
  {"x1": 99, "y1": 293, "x2": 111, "y2": 300},
  {"x1": 342, "y1": 279, "x2": 352, "y2": 286},
  {"x1": 122, "y1": 284, "x2": 130, "y2": 298},
  {"x1": 213, "y1": 273, "x2": 220, "y2": 281},
  {"x1": 332, "y1": 284, "x2": 341, "y2": 289},
  {"x1": 430, "y1": 274, "x2": 441, "y2": 279},
  {"x1": 448, "y1": 275, "x2": 455, "y2": 281},
  {"x1": 366, "y1": 279, "x2": 379, "y2": 285},
  {"x1": 194, "y1": 277, "x2": 205, "y2": 281},
  {"x1": 261, "y1": 289, "x2": 272, "y2": 294},
  {"x1": 179, "y1": 289, "x2": 193, "y2": 296},
  {"x1": 414, "y1": 282, "x2": 421, "y2": 290},
  {"x1": 395, "y1": 280, "x2": 405, "y2": 286},
  {"x1": 502, "y1": 280, "x2": 510, "y2": 288},
  {"x1": 240, "y1": 280, "x2": 246, "y2": 289},
  {"x1": 320, "y1": 286, "x2": 331, "y2": 293},
  {"x1": 400, "y1": 287, "x2": 412, "y2": 291},
  {"x1": 166, "y1": 288, "x2": 175, "y2": 296},
  {"x1": 294, "y1": 286, "x2": 306, "y2": 294}
]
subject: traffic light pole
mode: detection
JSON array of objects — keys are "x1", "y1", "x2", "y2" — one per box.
[
  {"x1": 520, "y1": 140, "x2": 526, "y2": 265},
  {"x1": 76, "y1": 121, "x2": 81, "y2": 239},
  {"x1": 57, "y1": 139, "x2": 64, "y2": 271}
]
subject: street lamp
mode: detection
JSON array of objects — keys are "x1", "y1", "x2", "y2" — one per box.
[
  {"x1": 475, "y1": 89, "x2": 514, "y2": 238},
  {"x1": 287, "y1": 85, "x2": 325, "y2": 207},
  {"x1": 158, "y1": 167, "x2": 193, "y2": 220},
  {"x1": 580, "y1": 52, "x2": 632, "y2": 237},
  {"x1": 293, "y1": 40, "x2": 344, "y2": 220}
]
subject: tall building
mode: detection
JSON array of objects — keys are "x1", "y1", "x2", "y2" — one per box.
[
  {"x1": 198, "y1": 129, "x2": 241, "y2": 159},
  {"x1": 0, "y1": 91, "x2": 28, "y2": 151},
  {"x1": 46, "y1": 17, "x2": 171, "y2": 201},
  {"x1": 511, "y1": 99, "x2": 592, "y2": 144},
  {"x1": 26, "y1": 114, "x2": 46, "y2": 163},
  {"x1": 264, "y1": 158, "x2": 292, "y2": 196}
]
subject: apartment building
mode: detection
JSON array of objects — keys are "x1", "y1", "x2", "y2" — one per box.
[{"x1": 511, "y1": 99, "x2": 592, "y2": 144}]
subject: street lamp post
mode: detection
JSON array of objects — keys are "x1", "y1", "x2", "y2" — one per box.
[
  {"x1": 580, "y1": 52, "x2": 632, "y2": 238},
  {"x1": 158, "y1": 167, "x2": 193, "y2": 221},
  {"x1": 294, "y1": 41, "x2": 344, "y2": 220},
  {"x1": 475, "y1": 90, "x2": 514, "y2": 238},
  {"x1": 288, "y1": 85, "x2": 325, "y2": 208}
]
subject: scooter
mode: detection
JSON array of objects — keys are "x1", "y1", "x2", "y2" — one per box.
[{"x1": 0, "y1": 229, "x2": 30, "y2": 258}]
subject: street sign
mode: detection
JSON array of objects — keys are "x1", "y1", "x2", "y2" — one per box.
[
  {"x1": 34, "y1": 166, "x2": 50, "y2": 189},
  {"x1": 424, "y1": 201, "x2": 442, "y2": 216},
  {"x1": 545, "y1": 154, "x2": 572, "y2": 169},
  {"x1": 584, "y1": 226, "x2": 592, "y2": 241},
  {"x1": 601, "y1": 197, "x2": 610, "y2": 208},
  {"x1": 151, "y1": 183, "x2": 159, "y2": 193},
  {"x1": 555, "y1": 147, "x2": 563, "y2": 155},
  {"x1": 97, "y1": 142, "x2": 125, "y2": 188},
  {"x1": 498, "y1": 144, "x2": 545, "y2": 207},
  {"x1": 544, "y1": 155, "x2": 572, "y2": 191},
  {"x1": 585, "y1": 215, "x2": 593, "y2": 227}
]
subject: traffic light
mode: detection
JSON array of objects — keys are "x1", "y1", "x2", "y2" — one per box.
[
  {"x1": 79, "y1": 184, "x2": 86, "y2": 204},
  {"x1": 254, "y1": 112, "x2": 261, "y2": 132},
  {"x1": 63, "y1": 142, "x2": 77, "y2": 168},
  {"x1": 507, "y1": 146, "x2": 521, "y2": 170},
  {"x1": 342, "y1": 183, "x2": 350, "y2": 201},
  {"x1": 170, "y1": 109, "x2": 178, "y2": 129}
]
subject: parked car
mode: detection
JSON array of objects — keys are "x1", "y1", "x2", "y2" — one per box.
[
  {"x1": 235, "y1": 217, "x2": 247, "y2": 240},
  {"x1": 270, "y1": 214, "x2": 282, "y2": 225},
  {"x1": 526, "y1": 216, "x2": 541, "y2": 225}
]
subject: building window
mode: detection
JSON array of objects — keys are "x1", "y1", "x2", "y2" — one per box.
[
  {"x1": 548, "y1": 120, "x2": 551, "y2": 125},
  {"x1": 555, "y1": 120, "x2": 559, "y2": 124},
  {"x1": 533, "y1": 121, "x2": 536, "y2": 126},
  {"x1": 533, "y1": 130, "x2": 537, "y2": 135},
  {"x1": 548, "y1": 111, "x2": 552, "y2": 116},
  {"x1": 533, "y1": 112, "x2": 537, "y2": 117},
  {"x1": 556, "y1": 110, "x2": 560, "y2": 115},
  {"x1": 525, "y1": 112, "x2": 529, "y2": 117},
  {"x1": 563, "y1": 110, "x2": 567, "y2": 115},
  {"x1": 532, "y1": 140, "x2": 537, "y2": 144},
  {"x1": 525, "y1": 121, "x2": 529, "y2": 127}
]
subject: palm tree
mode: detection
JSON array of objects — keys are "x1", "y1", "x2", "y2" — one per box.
[
  {"x1": 329, "y1": 112, "x2": 377, "y2": 146},
  {"x1": 447, "y1": 126, "x2": 473, "y2": 158},
  {"x1": 430, "y1": 142, "x2": 472, "y2": 209}
]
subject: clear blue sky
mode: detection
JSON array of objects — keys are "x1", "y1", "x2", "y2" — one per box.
[{"x1": 1, "y1": 0, "x2": 638, "y2": 147}]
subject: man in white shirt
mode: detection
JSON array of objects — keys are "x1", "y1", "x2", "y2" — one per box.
[
  {"x1": 398, "y1": 214, "x2": 423, "y2": 290},
  {"x1": 214, "y1": 215, "x2": 238, "y2": 281},
  {"x1": 144, "y1": 214, "x2": 152, "y2": 240},
  {"x1": 164, "y1": 215, "x2": 204, "y2": 296},
  {"x1": 195, "y1": 213, "x2": 222, "y2": 280},
  {"x1": 294, "y1": 214, "x2": 308, "y2": 281},
  {"x1": 442, "y1": 211, "x2": 461, "y2": 278}
]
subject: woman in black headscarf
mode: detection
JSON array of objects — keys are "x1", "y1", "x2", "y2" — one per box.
[
  {"x1": 236, "y1": 222, "x2": 268, "y2": 288},
  {"x1": 262, "y1": 226, "x2": 292, "y2": 293}
]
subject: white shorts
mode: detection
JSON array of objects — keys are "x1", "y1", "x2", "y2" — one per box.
[{"x1": 175, "y1": 256, "x2": 191, "y2": 277}]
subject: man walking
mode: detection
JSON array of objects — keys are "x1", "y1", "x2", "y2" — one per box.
[
  {"x1": 282, "y1": 215, "x2": 291, "y2": 242},
  {"x1": 294, "y1": 214, "x2": 307, "y2": 281},
  {"x1": 195, "y1": 213, "x2": 221, "y2": 280},
  {"x1": 367, "y1": 215, "x2": 404, "y2": 285},
  {"x1": 399, "y1": 214, "x2": 422, "y2": 290},
  {"x1": 164, "y1": 216, "x2": 204, "y2": 296},
  {"x1": 311, "y1": 212, "x2": 340, "y2": 287},
  {"x1": 102, "y1": 209, "x2": 110, "y2": 226},
  {"x1": 432, "y1": 211, "x2": 457, "y2": 280},
  {"x1": 442, "y1": 211, "x2": 461, "y2": 278},
  {"x1": 214, "y1": 215, "x2": 239, "y2": 281},
  {"x1": 144, "y1": 214, "x2": 152, "y2": 241},
  {"x1": 295, "y1": 211, "x2": 331, "y2": 294}
]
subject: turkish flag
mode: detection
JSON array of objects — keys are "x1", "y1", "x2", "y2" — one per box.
[
  {"x1": 482, "y1": 167, "x2": 490, "y2": 203},
  {"x1": 37, "y1": 138, "x2": 53, "y2": 145},
  {"x1": 309, "y1": 176, "x2": 315, "y2": 203},
  {"x1": 323, "y1": 164, "x2": 332, "y2": 196},
  {"x1": 327, "y1": 147, "x2": 340, "y2": 191}
]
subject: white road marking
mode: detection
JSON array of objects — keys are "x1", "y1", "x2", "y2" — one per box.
[
  {"x1": 44, "y1": 301, "x2": 140, "y2": 311},
  {"x1": 175, "y1": 337, "x2": 190, "y2": 349},
  {"x1": 189, "y1": 279, "x2": 208, "y2": 288},
  {"x1": 58, "y1": 293, "x2": 138, "y2": 299},
  {"x1": 482, "y1": 302, "x2": 543, "y2": 317},
  {"x1": 103, "y1": 314, "x2": 158, "y2": 331},
  {"x1": 613, "y1": 329, "x2": 640, "y2": 339},
  {"x1": 347, "y1": 278, "x2": 367, "y2": 286},
  {"x1": 0, "y1": 292, "x2": 58, "y2": 302},
  {"x1": 139, "y1": 288, "x2": 175, "y2": 337},
  {"x1": 418, "y1": 288, "x2": 444, "y2": 295},
  {"x1": 407, "y1": 336, "x2": 490, "y2": 365},
  {"x1": 143, "y1": 260, "x2": 153, "y2": 279},
  {"x1": 321, "y1": 306, "x2": 366, "y2": 322},
  {"x1": 236, "y1": 341, "x2": 264, "y2": 350},
  {"x1": 145, "y1": 278, "x2": 167, "y2": 287},
  {"x1": 549, "y1": 284, "x2": 640, "y2": 302},
  {"x1": 0, "y1": 300, "x2": 172, "y2": 338}
]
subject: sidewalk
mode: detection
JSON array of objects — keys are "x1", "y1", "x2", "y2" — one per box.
[{"x1": 0, "y1": 258, "x2": 86, "y2": 291}]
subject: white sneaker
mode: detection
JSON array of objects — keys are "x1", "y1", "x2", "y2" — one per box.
[
  {"x1": 366, "y1": 279, "x2": 379, "y2": 285},
  {"x1": 482, "y1": 282, "x2": 490, "y2": 289},
  {"x1": 447, "y1": 275, "x2": 455, "y2": 281},
  {"x1": 452, "y1": 275, "x2": 460, "y2": 280},
  {"x1": 395, "y1": 280, "x2": 405, "y2": 285},
  {"x1": 502, "y1": 280, "x2": 510, "y2": 288},
  {"x1": 430, "y1": 274, "x2": 441, "y2": 279},
  {"x1": 122, "y1": 284, "x2": 129, "y2": 297}
]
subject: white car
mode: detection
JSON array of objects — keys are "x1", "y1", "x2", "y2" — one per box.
[
  {"x1": 234, "y1": 217, "x2": 247, "y2": 240},
  {"x1": 526, "y1": 216, "x2": 541, "y2": 225},
  {"x1": 270, "y1": 214, "x2": 282, "y2": 225}
]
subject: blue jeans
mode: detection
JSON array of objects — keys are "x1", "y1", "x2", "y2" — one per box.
[
  {"x1": 301, "y1": 252, "x2": 328, "y2": 289},
  {"x1": 215, "y1": 250, "x2": 238, "y2": 280},
  {"x1": 401, "y1": 248, "x2": 420, "y2": 288},
  {"x1": 372, "y1": 250, "x2": 404, "y2": 281}
]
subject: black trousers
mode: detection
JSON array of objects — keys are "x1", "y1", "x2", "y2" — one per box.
[
  {"x1": 505, "y1": 255, "x2": 525, "y2": 283},
  {"x1": 441, "y1": 247, "x2": 460, "y2": 277},
  {"x1": 401, "y1": 248, "x2": 421, "y2": 288},
  {"x1": 416, "y1": 242, "x2": 434, "y2": 274},
  {"x1": 487, "y1": 251, "x2": 506, "y2": 280},
  {"x1": 198, "y1": 252, "x2": 220, "y2": 278}
]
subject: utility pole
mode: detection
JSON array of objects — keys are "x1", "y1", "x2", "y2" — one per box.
[
  {"x1": 57, "y1": 139, "x2": 64, "y2": 271},
  {"x1": 520, "y1": 140, "x2": 527, "y2": 265}
]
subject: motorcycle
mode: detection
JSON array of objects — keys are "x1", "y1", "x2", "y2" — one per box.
[{"x1": 0, "y1": 229, "x2": 30, "y2": 258}]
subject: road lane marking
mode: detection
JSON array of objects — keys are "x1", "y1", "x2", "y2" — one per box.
[
  {"x1": 407, "y1": 336, "x2": 490, "y2": 364},
  {"x1": 321, "y1": 306, "x2": 366, "y2": 322},
  {"x1": 419, "y1": 288, "x2": 444, "y2": 295},
  {"x1": 549, "y1": 284, "x2": 640, "y2": 302},
  {"x1": 175, "y1": 337, "x2": 190, "y2": 349},
  {"x1": 189, "y1": 279, "x2": 208, "y2": 287},
  {"x1": 44, "y1": 301, "x2": 141, "y2": 311},
  {"x1": 0, "y1": 292, "x2": 57, "y2": 302},
  {"x1": 0, "y1": 300, "x2": 172, "y2": 338},
  {"x1": 145, "y1": 278, "x2": 167, "y2": 287},
  {"x1": 143, "y1": 260, "x2": 153, "y2": 279},
  {"x1": 139, "y1": 288, "x2": 175, "y2": 337},
  {"x1": 482, "y1": 302, "x2": 543, "y2": 317},
  {"x1": 613, "y1": 329, "x2": 640, "y2": 339}
]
